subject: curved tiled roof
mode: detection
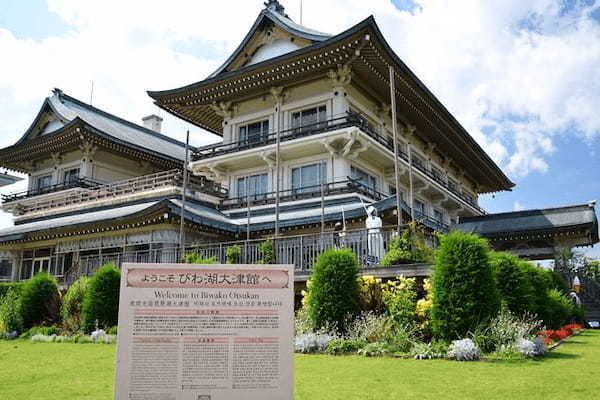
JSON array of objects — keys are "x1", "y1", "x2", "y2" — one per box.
[
  {"x1": 457, "y1": 203, "x2": 599, "y2": 243},
  {"x1": 14, "y1": 89, "x2": 187, "y2": 162}
]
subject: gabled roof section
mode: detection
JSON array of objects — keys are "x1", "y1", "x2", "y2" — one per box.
[
  {"x1": 209, "y1": 0, "x2": 330, "y2": 78},
  {"x1": 457, "y1": 202, "x2": 599, "y2": 244},
  {"x1": 13, "y1": 89, "x2": 187, "y2": 162}
]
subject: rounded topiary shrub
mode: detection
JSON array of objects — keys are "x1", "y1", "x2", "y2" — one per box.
[
  {"x1": 518, "y1": 261, "x2": 551, "y2": 320},
  {"x1": 226, "y1": 245, "x2": 241, "y2": 264},
  {"x1": 60, "y1": 276, "x2": 89, "y2": 333},
  {"x1": 82, "y1": 264, "x2": 121, "y2": 332},
  {"x1": 431, "y1": 231, "x2": 500, "y2": 340},
  {"x1": 19, "y1": 272, "x2": 60, "y2": 329},
  {"x1": 308, "y1": 248, "x2": 360, "y2": 332},
  {"x1": 489, "y1": 252, "x2": 535, "y2": 316}
]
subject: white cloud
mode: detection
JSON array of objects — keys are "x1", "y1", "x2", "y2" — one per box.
[
  {"x1": 513, "y1": 201, "x2": 526, "y2": 211},
  {"x1": 0, "y1": 0, "x2": 599, "y2": 227}
]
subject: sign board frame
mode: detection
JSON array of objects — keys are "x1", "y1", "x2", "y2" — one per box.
[{"x1": 114, "y1": 263, "x2": 294, "y2": 400}]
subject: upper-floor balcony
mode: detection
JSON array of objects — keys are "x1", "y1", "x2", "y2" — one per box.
[
  {"x1": 1, "y1": 177, "x2": 104, "y2": 204},
  {"x1": 2, "y1": 169, "x2": 228, "y2": 221},
  {"x1": 192, "y1": 111, "x2": 484, "y2": 215}
]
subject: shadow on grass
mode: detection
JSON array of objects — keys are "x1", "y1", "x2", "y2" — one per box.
[{"x1": 543, "y1": 351, "x2": 580, "y2": 360}]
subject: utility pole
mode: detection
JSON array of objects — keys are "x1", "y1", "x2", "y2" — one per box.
[{"x1": 389, "y1": 65, "x2": 403, "y2": 232}]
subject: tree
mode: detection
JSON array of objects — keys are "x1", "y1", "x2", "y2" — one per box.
[
  {"x1": 308, "y1": 248, "x2": 361, "y2": 332},
  {"x1": 431, "y1": 231, "x2": 500, "y2": 340},
  {"x1": 19, "y1": 273, "x2": 60, "y2": 329},
  {"x1": 82, "y1": 264, "x2": 121, "y2": 332}
]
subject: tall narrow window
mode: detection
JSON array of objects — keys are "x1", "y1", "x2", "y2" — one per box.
[
  {"x1": 237, "y1": 173, "x2": 268, "y2": 200},
  {"x1": 414, "y1": 200, "x2": 426, "y2": 217},
  {"x1": 63, "y1": 168, "x2": 80, "y2": 185},
  {"x1": 433, "y1": 209, "x2": 444, "y2": 223},
  {"x1": 351, "y1": 166, "x2": 377, "y2": 195},
  {"x1": 239, "y1": 120, "x2": 269, "y2": 146},
  {"x1": 37, "y1": 175, "x2": 52, "y2": 191},
  {"x1": 291, "y1": 105, "x2": 327, "y2": 133},
  {"x1": 291, "y1": 163, "x2": 327, "y2": 194}
]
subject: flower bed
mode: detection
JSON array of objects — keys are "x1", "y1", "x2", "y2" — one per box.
[{"x1": 538, "y1": 324, "x2": 584, "y2": 345}]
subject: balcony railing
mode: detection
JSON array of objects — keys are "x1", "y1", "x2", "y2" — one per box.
[
  {"x1": 1, "y1": 177, "x2": 104, "y2": 203},
  {"x1": 193, "y1": 111, "x2": 386, "y2": 161},
  {"x1": 193, "y1": 111, "x2": 483, "y2": 214},
  {"x1": 65, "y1": 226, "x2": 438, "y2": 284},
  {"x1": 5, "y1": 169, "x2": 229, "y2": 215},
  {"x1": 219, "y1": 177, "x2": 387, "y2": 210}
]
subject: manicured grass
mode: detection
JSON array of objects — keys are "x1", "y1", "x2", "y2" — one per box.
[{"x1": 1, "y1": 331, "x2": 599, "y2": 399}]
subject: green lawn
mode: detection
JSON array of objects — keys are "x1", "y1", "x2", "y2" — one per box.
[{"x1": 1, "y1": 331, "x2": 599, "y2": 399}]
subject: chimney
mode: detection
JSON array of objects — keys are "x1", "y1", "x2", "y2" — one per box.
[{"x1": 142, "y1": 114, "x2": 163, "y2": 133}]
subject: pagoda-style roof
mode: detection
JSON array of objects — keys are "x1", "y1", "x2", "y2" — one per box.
[
  {"x1": 209, "y1": 0, "x2": 330, "y2": 78},
  {"x1": 0, "y1": 89, "x2": 188, "y2": 172},
  {"x1": 148, "y1": 9, "x2": 514, "y2": 193},
  {"x1": 457, "y1": 202, "x2": 599, "y2": 246}
]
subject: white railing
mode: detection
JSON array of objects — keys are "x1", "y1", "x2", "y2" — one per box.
[
  {"x1": 65, "y1": 227, "x2": 437, "y2": 284},
  {"x1": 9, "y1": 169, "x2": 228, "y2": 215}
]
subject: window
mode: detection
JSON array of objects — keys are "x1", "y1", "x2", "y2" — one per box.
[
  {"x1": 292, "y1": 163, "x2": 326, "y2": 193},
  {"x1": 389, "y1": 185, "x2": 405, "y2": 202},
  {"x1": 237, "y1": 173, "x2": 268, "y2": 200},
  {"x1": 239, "y1": 120, "x2": 269, "y2": 146},
  {"x1": 433, "y1": 209, "x2": 444, "y2": 223},
  {"x1": 431, "y1": 166, "x2": 444, "y2": 183},
  {"x1": 414, "y1": 200, "x2": 426, "y2": 217},
  {"x1": 0, "y1": 259, "x2": 12, "y2": 279},
  {"x1": 351, "y1": 166, "x2": 377, "y2": 195},
  {"x1": 63, "y1": 168, "x2": 80, "y2": 185},
  {"x1": 37, "y1": 175, "x2": 52, "y2": 190},
  {"x1": 19, "y1": 248, "x2": 54, "y2": 280},
  {"x1": 291, "y1": 105, "x2": 327, "y2": 132},
  {"x1": 411, "y1": 152, "x2": 426, "y2": 171}
]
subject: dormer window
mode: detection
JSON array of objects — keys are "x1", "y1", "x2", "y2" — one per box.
[{"x1": 239, "y1": 120, "x2": 269, "y2": 146}]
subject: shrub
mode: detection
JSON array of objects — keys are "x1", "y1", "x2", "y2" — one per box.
[
  {"x1": 82, "y1": 264, "x2": 121, "y2": 332},
  {"x1": 19, "y1": 273, "x2": 60, "y2": 329},
  {"x1": 471, "y1": 307, "x2": 544, "y2": 353},
  {"x1": 184, "y1": 252, "x2": 216, "y2": 264},
  {"x1": 519, "y1": 262, "x2": 551, "y2": 320},
  {"x1": 518, "y1": 338, "x2": 546, "y2": 357},
  {"x1": 294, "y1": 307, "x2": 314, "y2": 336},
  {"x1": 381, "y1": 223, "x2": 433, "y2": 266},
  {"x1": 20, "y1": 325, "x2": 60, "y2": 339},
  {"x1": 326, "y1": 338, "x2": 367, "y2": 354},
  {"x1": 307, "y1": 249, "x2": 360, "y2": 332},
  {"x1": 0, "y1": 282, "x2": 24, "y2": 300},
  {"x1": 448, "y1": 338, "x2": 480, "y2": 361},
  {"x1": 489, "y1": 252, "x2": 535, "y2": 315},
  {"x1": 108, "y1": 326, "x2": 118, "y2": 335},
  {"x1": 416, "y1": 278, "x2": 434, "y2": 334},
  {"x1": 357, "y1": 276, "x2": 385, "y2": 313},
  {"x1": 381, "y1": 276, "x2": 417, "y2": 328},
  {"x1": 294, "y1": 333, "x2": 334, "y2": 353},
  {"x1": 385, "y1": 324, "x2": 419, "y2": 353},
  {"x1": 260, "y1": 240, "x2": 275, "y2": 264},
  {"x1": 431, "y1": 231, "x2": 500, "y2": 340},
  {"x1": 345, "y1": 311, "x2": 392, "y2": 343},
  {"x1": 410, "y1": 340, "x2": 449, "y2": 360},
  {"x1": 60, "y1": 276, "x2": 88, "y2": 334},
  {"x1": 225, "y1": 245, "x2": 241, "y2": 264},
  {"x1": 0, "y1": 287, "x2": 22, "y2": 334},
  {"x1": 357, "y1": 342, "x2": 387, "y2": 357},
  {"x1": 542, "y1": 289, "x2": 573, "y2": 329}
]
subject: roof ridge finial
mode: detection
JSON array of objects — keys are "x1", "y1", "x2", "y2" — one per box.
[{"x1": 264, "y1": 0, "x2": 286, "y2": 16}]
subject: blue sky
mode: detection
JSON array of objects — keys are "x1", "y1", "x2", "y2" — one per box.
[{"x1": 0, "y1": 0, "x2": 598, "y2": 258}]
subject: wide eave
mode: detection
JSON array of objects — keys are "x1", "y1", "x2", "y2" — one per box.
[{"x1": 148, "y1": 16, "x2": 514, "y2": 193}]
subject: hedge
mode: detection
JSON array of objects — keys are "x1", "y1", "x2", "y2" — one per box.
[
  {"x1": 308, "y1": 248, "x2": 361, "y2": 332},
  {"x1": 431, "y1": 231, "x2": 500, "y2": 340},
  {"x1": 0, "y1": 282, "x2": 24, "y2": 300},
  {"x1": 82, "y1": 264, "x2": 121, "y2": 332},
  {"x1": 489, "y1": 252, "x2": 535, "y2": 315}
]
